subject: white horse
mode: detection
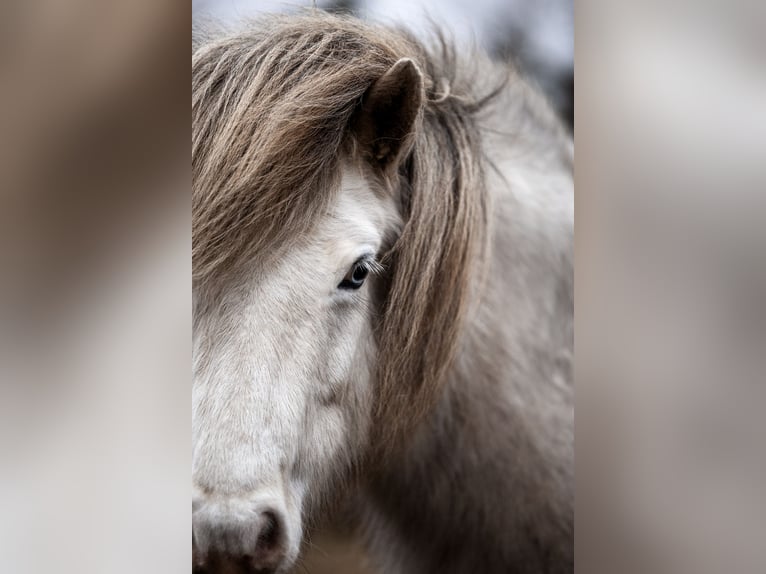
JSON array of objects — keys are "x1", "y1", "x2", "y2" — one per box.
[{"x1": 193, "y1": 12, "x2": 573, "y2": 573}]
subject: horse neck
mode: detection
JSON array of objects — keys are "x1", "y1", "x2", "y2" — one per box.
[{"x1": 362, "y1": 102, "x2": 574, "y2": 571}]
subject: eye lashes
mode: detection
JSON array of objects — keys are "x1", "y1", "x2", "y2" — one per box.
[{"x1": 357, "y1": 256, "x2": 384, "y2": 276}]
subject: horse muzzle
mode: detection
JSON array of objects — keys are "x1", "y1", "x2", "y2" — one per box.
[{"x1": 192, "y1": 492, "x2": 299, "y2": 574}]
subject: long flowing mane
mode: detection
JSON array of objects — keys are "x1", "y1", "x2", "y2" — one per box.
[{"x1": 192, "y1": 11, "x2": 503, "y2": 451}]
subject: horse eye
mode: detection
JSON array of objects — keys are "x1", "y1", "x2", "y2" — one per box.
[{"x1": 338, "y1": 260, "x2": 370, "y2": 290}]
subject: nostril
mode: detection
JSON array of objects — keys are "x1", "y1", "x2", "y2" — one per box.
[
  {"x1": 250, "y1": 509, "x2": 286, "y2": 571},
  {"x1": 259, "y1": 511, "x2": 280, "y2": 549}
]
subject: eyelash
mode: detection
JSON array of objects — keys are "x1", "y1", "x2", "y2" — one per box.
[{"x1": 356, "y1": 257, "x2": 384, "y2": 276}]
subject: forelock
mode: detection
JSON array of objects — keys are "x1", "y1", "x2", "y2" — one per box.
[{"x1": 192, "y1": 13, "x2": 420, "y2": 286}]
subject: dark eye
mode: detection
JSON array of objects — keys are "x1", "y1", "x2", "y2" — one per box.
[{"x1": 338, "y1": 259, "x2": 371, "y2": 290}]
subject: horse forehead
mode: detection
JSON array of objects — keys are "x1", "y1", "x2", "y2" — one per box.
[
  {"x1": 194, "y1": 167, "x2": 396, "y2": 318},
  {"x1": 320, "y1": 166, "x2": 398, "y2": 248},
  {"x1": 254, "y1": 168, "x2": 392, "y2": 281}
]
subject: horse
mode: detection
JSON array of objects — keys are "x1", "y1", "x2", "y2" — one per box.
[{"x1": 192, "y1": 11, "x2": 573, "y2": 574}]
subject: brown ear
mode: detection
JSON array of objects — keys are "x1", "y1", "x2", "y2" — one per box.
[{"x1": 355, "y1": 58, "x2": 425, "y2": 171}]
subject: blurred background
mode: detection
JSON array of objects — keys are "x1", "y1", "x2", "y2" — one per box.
[{"x1": 192, "y1": 0, "x2": 574, "y2": 129}]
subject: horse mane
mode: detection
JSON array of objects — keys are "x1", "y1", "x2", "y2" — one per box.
[{"x1": 192, "y1": 11, "x2": 503, "y2": 452}]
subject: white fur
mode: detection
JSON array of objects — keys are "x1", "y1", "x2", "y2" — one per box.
[{"x1": 192, "y1": 164, "x2": 399, "y2": 568}]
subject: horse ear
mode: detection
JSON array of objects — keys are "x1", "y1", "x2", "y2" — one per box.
[{"x1": 355, "y1": 58, "x2": 425, "y2": 171}]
